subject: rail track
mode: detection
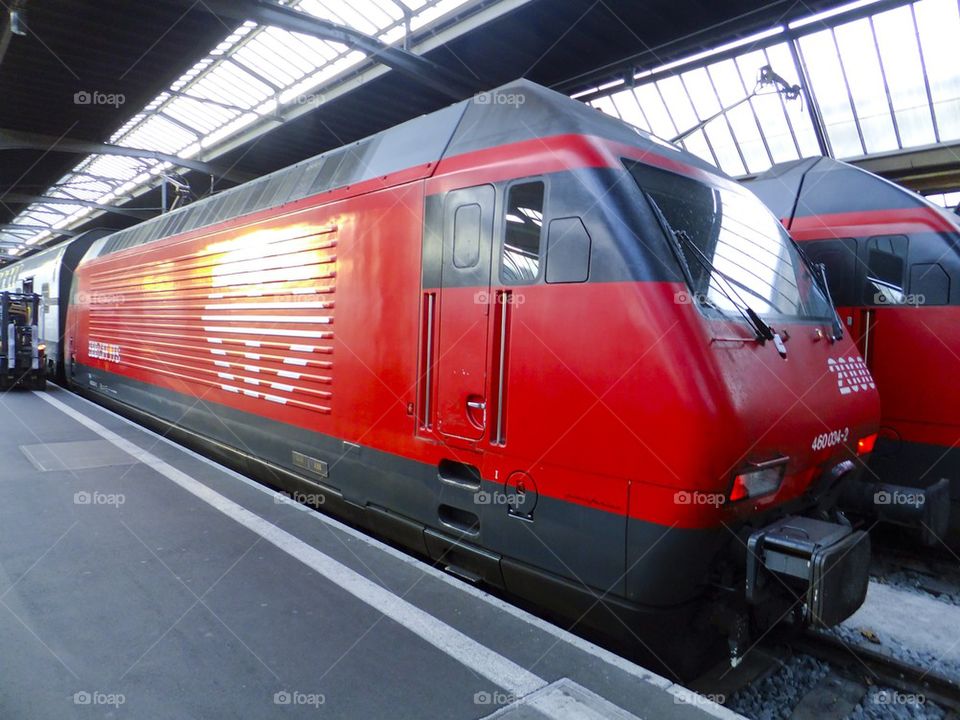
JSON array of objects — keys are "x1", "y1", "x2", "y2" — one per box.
[{"x1": 791, "y1": 630, "x2": 960, "y2": 714}]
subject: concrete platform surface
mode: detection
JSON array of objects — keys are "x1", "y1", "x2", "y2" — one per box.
[{"x1": 0, "y1": 386, "x2": 742, "y2": 719}]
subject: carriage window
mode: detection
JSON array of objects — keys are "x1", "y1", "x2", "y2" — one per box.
[
  {"x1": 501, "y1": 182, "x2": 544, "y2": 284},
  {"x1": 864, "y1": 235, "x2": 907, "y2": 305}
]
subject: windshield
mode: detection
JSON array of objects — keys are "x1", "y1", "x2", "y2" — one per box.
[{"x1": 626, "y1": 161, "x2": 835, "y2": 323}]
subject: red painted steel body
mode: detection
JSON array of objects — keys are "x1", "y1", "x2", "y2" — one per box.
[{"x1": 67, "y1": 133, "x2": 879, "y2": 533}]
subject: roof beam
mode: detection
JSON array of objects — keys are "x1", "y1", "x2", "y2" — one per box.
[
  {"x1": 0, "y1": 129, "x2": 255, "y2": 184},
  {"x1": 0, "y1": 224, "x2": 78, "y2": 236},
  {"x1": 195, "y1": 0, "x2": 478, "y2": 99},
  {"x1": 851, "y1": 140, "x2": 960, "y2": 194},
  {"x1": 0, "y1": 194, "x2": 153, "y2": 219}
]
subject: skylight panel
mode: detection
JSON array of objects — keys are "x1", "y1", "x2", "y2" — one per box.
[
  {"x1": 833, "y1": 18, "x2": 898, "y2": 153},
  {"x1": 634, "y1": 84, "x2": 677, "y2": 138},
  {"x1": 798, "y1": 29, "x2": 864, "y2": 157},
  {"x1": 871, "y1": 6, "x2": 935, "y2": 147},
  {"x1": 656, "y1": 75, "x2": 699, "y2": 138},
  {"x1": 298, "y1": 0, "x2": 384, "y2": 34},
  {"x1": 120, "y1": 115, "x2": 198, "y2": 155},
  {"x1": 763, "y1": 43, "x2": 821, "y2": 158},
  {"x1": 914, "y1": 0, "x2": 960, "y2": 141},
  {"x1": 679, "y1": 131, "x2": 717, "y2": 168},
  {"x1": 163, "y1": 97, "x2": 238, "y2": 134},
  {"x1": 590, "y1": 95, "x2": 620, "y2": 119},
  {"x1": 609, "y1": 90, "x2": 652, "y2": 132},
  {"x1": 191, "y1": 61, "x2": 275, "y2": 110}
]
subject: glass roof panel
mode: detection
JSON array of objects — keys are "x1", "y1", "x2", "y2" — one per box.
[
  {"x1": 763, "y1": 43, "x2": 822, "y2": 158},
  {"x1": 633, "y1": 84, "x2": 678, "y2": 138},
  {"x1": 871, "y1": 5, "x2": 935, "y2": 147},
  {"x1": 833, "y1": 18, "x2": 898, "y2": 153},
  {"x1": 657, "y1": 75, "x2": 699, "y2": 138},
  {"x1": 609, "y1": 90, "x2": 651, "y2": 132},
  {"x1": 120, "y1": 115, "x2": 198, "y2": 155},
  {"x1": 679, "y1": 131, "x2": 716, "y2": 168},
  {"x1": 591, "y1": 95, "x2": 620, "y2": 119},
  {"x1": 798, "y1": 29, "x2": 864, "y2": 157},
  {"x1": 914, "y1": 0, "x2": 960, "y2": 141}
]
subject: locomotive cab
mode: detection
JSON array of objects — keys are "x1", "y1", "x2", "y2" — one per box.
[{"x1": 746, "y1": 157, "x2": 960, "y2": 546}]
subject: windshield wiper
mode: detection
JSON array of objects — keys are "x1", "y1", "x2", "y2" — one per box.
[{"x1": 673, "y1": 229, "x2": 777, "y2": 344}]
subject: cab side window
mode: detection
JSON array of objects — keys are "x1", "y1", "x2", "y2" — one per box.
[
  {"x1": 501, "y1": 182, "x2": 545, "y2": 285},
  {"x1": 863, "y1": 235, "x2": 908, "y2": 305}
]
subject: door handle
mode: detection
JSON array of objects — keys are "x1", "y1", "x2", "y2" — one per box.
[{"x1": 466, "y1": 400, "x2": 486, "y2": 410}]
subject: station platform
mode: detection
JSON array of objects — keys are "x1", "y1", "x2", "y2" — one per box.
[{"x1": 0, "y1": 386, "x2": 742, "y2": 719}]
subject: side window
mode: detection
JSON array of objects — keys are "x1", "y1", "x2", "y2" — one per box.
[
  {"x1": 864, "y1": 235, "x2": 908, "y2": 305},
  {"x1": 910, "y1": 263, "x2": 950, "y2": 305},
  {"x1": 802, "y1": 238, "x2": 857, "y2": 307},
  {"x1": 546, "y1": 217, "x2": 591, "y2": 283},
  {"x1": 501, "y1": 181, "x2": 545, "y2": 285},
  {"x1": 453, "y1": 204, "x2": 481, "y2": 269}
]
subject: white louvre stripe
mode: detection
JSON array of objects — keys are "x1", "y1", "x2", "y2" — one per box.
[
  {"x1": 200, "y1": 315, "x2": 331, "y2": 323},
  {"x1": 278, "y1": 370, "x2": 300, "y2": 379},
  {"x1": 204, "y1": 302, "x2": 330, "y2": 310},
  {"x1": 290, "y1": 344, "x2": 314, "y2": 352},
  {"x1": 283, "y1": 358, "x2": 308, "y2": 366},
  {"x1": 204, "y1": 327, "x2": 327, "y2": 338}
]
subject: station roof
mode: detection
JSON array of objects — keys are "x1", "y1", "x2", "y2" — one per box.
[
  {"x1": 0, "y1": 0, "x2": 862, "y2": 261},
  {"x1": 580, "y1": 0, "x2": 960, "y2": 191}
]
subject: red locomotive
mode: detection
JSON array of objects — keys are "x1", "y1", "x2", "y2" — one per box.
[
  {"x1": 15, "y1": 82, "x2": 879, "y2": 676},
  {"x1": 747, "y1": 158, "x2": 959, "y2": 546}
]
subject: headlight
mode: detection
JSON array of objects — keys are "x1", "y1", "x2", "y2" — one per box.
[{"x1": 730, "y1": 459, "x2": 787, "y2": 501}]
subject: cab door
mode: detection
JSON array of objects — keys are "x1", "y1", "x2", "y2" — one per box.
[{"x1": 434, "y1": 185, "x2": 495, "y2": 443}]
